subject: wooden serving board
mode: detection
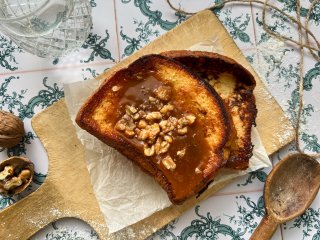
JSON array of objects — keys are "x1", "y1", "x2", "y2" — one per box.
[{"x1": 0, "y1": 10, "x2": 294, "y2": 240}]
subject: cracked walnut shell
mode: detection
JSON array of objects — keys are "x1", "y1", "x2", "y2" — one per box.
[
  {"x1": 0, "y1": 156, "x2": 34, "y2": 196},
  {"x1": 0, "y1": 110, "x2": 24, "y2": 148}
]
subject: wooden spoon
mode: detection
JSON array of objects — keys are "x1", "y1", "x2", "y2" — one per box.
[{"x1": 250, "y1": 153, "x2": 320, "y2": 240}]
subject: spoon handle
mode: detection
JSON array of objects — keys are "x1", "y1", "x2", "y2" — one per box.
[{"x1": 250, "y1": 214, "x2": 278, "y2": 240}]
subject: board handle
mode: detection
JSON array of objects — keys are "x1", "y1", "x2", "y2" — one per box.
[
  {"x1": 0, "y1": 182, "x2": 65, "y2": 239},
  {"x1": 250, "y1": 214, "x2": 278, "y2": 240}
]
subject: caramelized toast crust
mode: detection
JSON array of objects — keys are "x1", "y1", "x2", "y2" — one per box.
[
  {"x1": 76, "y1": 54, "x2": 231, "y2": 204},
  {"x1": 162, "y1": 50, "x2": 257, "y2": 170}
]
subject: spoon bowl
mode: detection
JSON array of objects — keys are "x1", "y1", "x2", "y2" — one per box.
[{"x1": 250, "y1": 153, "x2": 320, "y2": 240}]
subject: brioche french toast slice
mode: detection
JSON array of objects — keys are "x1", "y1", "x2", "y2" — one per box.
[
  {"x1": 162, "y1": 50, "x2": 256, "y2": 170},
  {"x1": 76, "y1": 54, "x2": 231, "y2": 204}
]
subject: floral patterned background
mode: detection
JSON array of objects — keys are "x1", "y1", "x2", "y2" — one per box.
[{"x1": 0, "y1": 0, "x2": 319, "y2": 239}]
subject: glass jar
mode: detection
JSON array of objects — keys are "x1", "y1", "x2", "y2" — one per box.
[{"x1": 0, "y1": 0, "x2": 92, "y2": 58}]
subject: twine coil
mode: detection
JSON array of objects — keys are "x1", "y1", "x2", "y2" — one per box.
[{"x1": 167, "y1": 0, "x2": 320, "y2": 158}]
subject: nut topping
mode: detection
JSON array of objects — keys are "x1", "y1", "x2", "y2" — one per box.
[
  {"x1": 154, "y1": 137, "x2": 162, "y2": 154},
  {"x1": 149, "y1": 96, "x2": 157, "y2": 102},
  {"x1": 115, "y1": 85, "x2": 197, "y2": 171},
  {"x1": 144, "y1": 145, "x2": 155, "y2": 157},
  {"x1": 184, "y1": 113, "x2": 196, "y2": 125},
  {"x1": 159, "y1": 141, "x2": 170, "y2": 154},
  {"x1": 148, "y1": 123, "x2": 160, "y2": 140},
  {"x1": 164, "y1": 135, "x2": 172, "y2": 143},
  {"x1": 159, "y1": 120, "x2": 168, "y2": 130},
  {"x1": 137, "y1": 129, "x2": 149, "y2": 141},
  {"x1": 138, "y1": 120, "x2": 147, "y2": 129},
  {"x1": 162, "y1": 156, "x2": 176, "y2": 170},
  {"x1": 153, "y1": 86, "x2": 171, "y2": 101},
  {"x1": 177, "y1": 148, "x2": 186, "y2": 158},
  {"x1": 115, "y1": 120, "x2": 126, "y2": 131},
  {"x1": 124, "y1": 129, "x2": 135, "y2": 137},
  {"x1": 126, "y1": 105, "x2": 138, "y2": 115},
  {"x1": 178, "y1": 127, "x2": 188, "y2": 135},
  {"x1": 112, "y1": 85, "x2": 121, "y2": 92},
  {"x1": 160, "y1": 104, "x2": 174, "y2": 114},
  {"x1": 145, "y1": 112, "x2": 162, "y2": 120}
]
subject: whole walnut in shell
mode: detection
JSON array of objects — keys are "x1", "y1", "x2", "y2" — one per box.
[{"x1": 0, "y1": 110, "x2": 24, "y2": 148}]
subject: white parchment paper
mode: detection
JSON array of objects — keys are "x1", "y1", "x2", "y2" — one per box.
[{"x1": 64, "y1": 42, "x2": 271, "y2": 233}]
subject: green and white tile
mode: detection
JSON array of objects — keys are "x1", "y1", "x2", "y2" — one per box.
[
  {"x1": 1, "y1": 1, "x2": 319, "y2": 239},
  {"x1": 151, "y1": 191, "x2": 282, "y2": 240},
  {"x1": 0, "y1": 0, "x2": 117, "y2": 73},
  {"x1": 0, "y1": 73, "x2": 62, "y2": 210},
  {"x1": 0, "y1": 63, "x2": 114, "y2": 211},
  {"x1": 297, "y1": 52, "x2": 320, "y2": 154},
  {"x1": 282, "y1": 195, "x2": 320, "y2": 240},
  {"x1": 115, "y1": 0, "x2": 186, "y2": 59},
  {"x1": 253, "y1": 42, "x2": 320, "y2": 156},
  {"x1": 31, "y1": 218, "x2": 99, "y2": 240},
  {"x1": 215, "y1": 3, "x2": 256, "y2": 49},
  {"x1": 53, "y1": 0, "x2": 118, "y2": 67},
  {"x1": 251, "y1": 1, "x2": 300, "y2": 51},
  {"x1": 216, "y1": 167, "x2": 271, "y2": 196}
]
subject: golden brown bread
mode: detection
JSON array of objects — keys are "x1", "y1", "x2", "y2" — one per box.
[
  {"x1": 162, "y1": 50, "x2": 257, "y2": 170},
  {"x1": 76, "y1": 54, "x2": 231, "y2": 204}
]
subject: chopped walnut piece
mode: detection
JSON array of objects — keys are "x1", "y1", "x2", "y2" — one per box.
[
  {"x1": 195, "y1": 168, "x2": 202, "y2": 174},
  {"x1": 167, "y1": 116, "x2": 178, "y2": 126},
  {"x1": 164, "y1": 135, "x2": 172, "y2": 143},
  {"x1": 154, "y1": 137, "x2": 162, "y2": 154},
  {"x1": 137, "y1": 129, "x2": 149, "y2": 141},
  {"x1": 154, "y1": 86, "x2": 171, "y2": 101},
  {"x1": 160, "y1": 104, "x2": 174, "y2": 114},
  {"x1": 126, "y1": 105, "x2": 137, "y2": 115},
  {"x1": 122, "y1": 114, "x2": 131, "y2": 121},
  {"x1": 135, "y1": 128, "x2": 141, "y2": 134},
  {"x1": 159, "y1": 120, "x2": 168, "y2": 130},
  {"x1": 178, "y1": 127, "x2": 188, "y2": 135},
  {"x1": 159, "y1": 141, "x2": 170, "y2": 154},
  {"x1": 149, "y1": 96, "x2": 157, "y2": 102},
  {"x1": 138, "y1": 120, "x2": 147, "y2": 129},
  {"x1": 126, "y1": 120, "x2": 136, "y2": 130},
  {"x1": 146, "y1": 111, "x2": 162, "y2": 120},
  {"x1": 124, "y1": 129, "x2": 135, "y2": 137},
  {"x1": 115, "y1": 120, "x2": 126, "y2": 131},
  {"x1": 148, "y1": 123, "x2": 160, "y2": 140},
  {"x1": 132, "y1": 113, "x2": 140, "y2": 120},
  {"x1": 184, "y1": 113, "x2": 196, "y2": 125},
  {"x1": 112, "y1": 86, "x2": 121, "y2": 92},
  {"x1": 177, "y1": 148, "x2": 186, "y2": 158},
  {"x1": 165, "y1": 116, "x2": 177, "y2": 132},
  {"x1": 162, "y1": 156, "x2": 176, "y2": 170},
  {"x1": 138, "y1": 110, "x2": 146, "y2": 118},
  {"x1": 144, "y1": 145, "x2": 155, "y2": 156}
]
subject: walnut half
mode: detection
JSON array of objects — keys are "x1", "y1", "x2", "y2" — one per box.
[{"x1": 0, "y1": 157, "x2": 34, "y2": 196}]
